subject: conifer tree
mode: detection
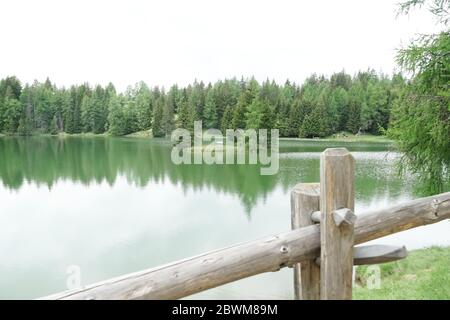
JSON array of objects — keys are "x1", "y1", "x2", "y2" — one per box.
[
  {"x1": 152, "y1": 97, "x2": 164, "y2": 137},
  {"x1": 203, "y1": 89, "x2": 218, "y2": 129},
  {"x1": 81, "y1": 95, "x2": 92, "y2": 132},
  {"x1": 177, "y1": 94, "x2": 195, "y2": 131},
  {"x1": 50, "y1": 115, "x2": 59, "y2": 135},
  {"x1": 162, "y1": 97, "x2": 175, "y2": 136},
  {"x1": 221, "y1": 105, "x2": 233, "y2": 133},
  {"x1": 108, "y1": 95, "x2": 125, "y2": 136},
  {"x1": 232, "y1": 93, "x2": 248, "y2": 129}
]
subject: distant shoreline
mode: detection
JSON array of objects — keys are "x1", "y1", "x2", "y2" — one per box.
[{"x1": 0, "y1": 131, "x2": 394, "y2": 144}]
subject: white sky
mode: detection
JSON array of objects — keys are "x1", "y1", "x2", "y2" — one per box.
[{"x1": 0, "y1": 0, "x2": 443, "y2": 91}]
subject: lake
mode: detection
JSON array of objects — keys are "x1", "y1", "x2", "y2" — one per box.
[{"x1": 0, "y1": 136, "x2": 448, "y2": 299}]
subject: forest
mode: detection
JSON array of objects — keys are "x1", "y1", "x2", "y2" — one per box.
[
  {"x1": 0, "y1": 71, "x2": 406, "y2": 138},
  {"x1": 0, "y1": 0, "x2": 448, "y2": 194}
]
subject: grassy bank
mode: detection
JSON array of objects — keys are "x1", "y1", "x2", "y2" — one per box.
[{"x1": 354, "y1": 246, "x2": 450, "y2": 299}]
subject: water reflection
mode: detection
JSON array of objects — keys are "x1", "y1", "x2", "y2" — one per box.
[{"x1": 0, "y1": 136, "x2": 410, "y2": 214}]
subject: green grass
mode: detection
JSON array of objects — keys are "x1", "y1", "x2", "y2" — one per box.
[{"x1": 354, "y1": 246, "x2": 450, "y2": 299}]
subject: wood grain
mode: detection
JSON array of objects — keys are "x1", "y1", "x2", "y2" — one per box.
[
  {"x1": 291, "y1": 183, "x2": 320, "y2": 300},
  {"x1": 319, "y1": 148, "x2": 355, "y2": 300}
]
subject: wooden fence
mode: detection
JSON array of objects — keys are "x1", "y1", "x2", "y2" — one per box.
[{"x1": 42, "y1": 148, "x2": 450, "y2": 300}]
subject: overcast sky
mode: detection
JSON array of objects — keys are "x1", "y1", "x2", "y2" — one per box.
[{"x1": 0, "y1": 0, "x2": 443, "y2": 91}]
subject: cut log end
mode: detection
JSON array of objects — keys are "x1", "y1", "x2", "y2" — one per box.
[
  {"x1": 353, "y1": 245, "x2": 408, "y2": 265},
  {"x1": 315, "y1": 245, "x2": 408, "y2": 266},
  {"x1": 333, "y1": 208, "x2": 357, "y2": 227}
]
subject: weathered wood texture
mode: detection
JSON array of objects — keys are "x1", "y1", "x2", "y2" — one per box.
[
  {"x1": 42, "y1": 191, "x2": 450, "y2": 300},
  {"x1": 353, "y1": 245, "x2": 407, "y2": 265},
  {"x1": 291, "y1": 183, "x2": 320, "y2": 300},
  {"x1": 315, "y1": 245, "x2": 408, "y2": 266},
  {"x1": 319, "y1": 148, "x2": 355, "y2": 300}
]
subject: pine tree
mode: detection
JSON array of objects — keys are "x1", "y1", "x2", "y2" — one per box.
[
  {"x1": 288, "y1": 99, "x2": 306, "y2": 137},
  {"x1": 203, "y1": 89, "x2": 218, "y2": 129},
  {"x1": 232, "y1": 93, "x2": 248, "y2": 129},
  {"x1": 259, "y1": 99, "x2": 275, "y2": 130},
  {"x1": 108, "y1": 95, "x2": 125, "y2": 136},
  {"x1": 346, "y1": 84, "x2": 363, "y2": 133},
  {"x1": 81, "y1": 95, "x2": 92, "y2": 132},
  {"x1": 91, "y1": 85, "x2": 107, "y2": 134},
  {"x1": 162, "y1": 97, "x2": 175, "y2": 136},
  {"x1": 62, "y1": 89, "x2": 75, "y2": 134},
  {"x1": 245, "y1": 98, "x2": 262, "y2": 129},
  {"x1": 152, "y1": 97, "x2": 164, "y2": 137},
  {"x1": 299, "y1": 100, "x2": 330, "y2": 138},
  {"x1": 330, "y1": 87, "x2": 349, "y2": 132},
  {"x1": 18, "y1": 85, "x2": 34, "y2": 135},
  {"x1": 347, "y1": 100, "x2": 361, "y2": 134},
  {"x1": 135, "y1": 82, "x2": 152, "y2": 131},
  {"x1": 33, "y1": 81, "x2": 55, "y2": 133},
  {"x1": 277, "y1": 81, "x2": 294, "y2": 136},
  {"x1": 188, "y1": 81, "x2": 205, "y2": 121},
  {"x1": 50, "y1": 115, "x2": 59, "y2": 135},
  {"x1": 123, "y1": 100, "x2": 139, "y2": 134},
  {"x1": 72, "y1": 84, "x2": 86, "y2": 133},
  {"x1": 177, "y1": 96, "x2": 195, "y2": 131},
  {"x1": 3, "y1": 95, "x2": 22, "y2": 133},
  {"x1": 221, "y1": 105, "x2": 233, "y2": 133},
  {"x1": 299, "y1": 114, "x2": 314, "y2": 138}
]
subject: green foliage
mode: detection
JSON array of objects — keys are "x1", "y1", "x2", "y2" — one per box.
[
  {"x1": 276, "y1": 81, "x2": 294, "y2": 136},
  {"x1": 347, "y1": 85, "x2": 363, "y2": 134},
  {"x1": 299, "y1": 99, "x2": 330, "y2": 138},
  {"x1": 221, "y1": 105, "x2": 234, "y2": 132},
  {"x1": 3, "y1": 95, "x2": 22, "y2": 133},
  {"x1": 203, "y1": 89, "x2": 218, "y2": 129},
  {"x1": 0, "y1": 72, "x2": 406, "y2": 141},
  {"x1": 80, "y1": 95, "x2": 92, "y2": 132},
  {"x1": 287, "y1": 99, "x2": 303, "y2": 137},
  {"x1": 389, "y1": 0, "x2": 450, "y2": 193},
  {"x1": 188, "y1": 81, "x2": 205, "y2": 121},
  {"x1": 152, "y1": 97, "x2": 165, "y2": 137},
  {"x1": 330, "y1": 87, "x2": 349, "y2": 131},
  {"x1": 259, "y1": 99, "x2": 275, "y2": 130},
  {"x1": 133, "y1": 82, "x2": 152, "y2": 131},
  {"x1": 107, "y1": 95, "x2": 125, "y2": 136},
  {"x1": 397, "y1": 0, "x2": 449, "y2": 24},
  {"x1": 162, "y1": 96, "x2": 175, "y2": 136},
  {"x1": 231, "y1": 93, "x2": 248, "y2": 129},
  {"x1": 177, "y1": 94, "x2": 195, "y2": 132},
  {"x1": 245, "y1": 98, "x2": 263, "y2": 129},
  {"x1": 123, "y1": 98, "x2": 139, "y2": 135},
  {"x1": 50, "y1": 115, "x2": 59, "y2": 135}
]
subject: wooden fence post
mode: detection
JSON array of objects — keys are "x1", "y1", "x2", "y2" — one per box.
[
  {"x1": 320, "y1": 148, "x2": 356, "y2": 300},
  {"x1": 291, "y1": 183, "x2": 320, "y2": 300}
]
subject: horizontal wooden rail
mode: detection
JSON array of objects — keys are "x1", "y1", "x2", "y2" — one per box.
[{"x1": 42, "y1": 191, "x2": 450, "y2": 300}]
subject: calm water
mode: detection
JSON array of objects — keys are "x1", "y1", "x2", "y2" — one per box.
[{"x1": 0, "y1": 136, "x2": 448, "y2": 299}]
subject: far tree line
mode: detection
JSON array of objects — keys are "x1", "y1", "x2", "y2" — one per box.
[{"x1": 0, "y1": 70, "x2": 406, "y2": 138}]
